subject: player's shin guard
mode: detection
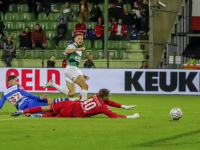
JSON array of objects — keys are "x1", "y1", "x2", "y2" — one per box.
[
  {"x1": 54, "y1": 98, "x2": 69, "y2": 103},
  {"x1": 52, "y1": 83, "x2": 69, "y2": 95},
  {"x1": 23, "y1": 106, "x2": 42, "y2": 114},
  {"x1": 81, "y1": 89, "x2": 88, "y2": 101}
]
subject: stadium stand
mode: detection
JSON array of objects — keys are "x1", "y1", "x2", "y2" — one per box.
[{"x1": 0, "y1": 1, "x2": 149, "y2": 68}]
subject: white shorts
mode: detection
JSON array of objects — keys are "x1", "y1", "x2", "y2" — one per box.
[{"x1": 64, "y1": 65, "x2": 83, "y2": 84}]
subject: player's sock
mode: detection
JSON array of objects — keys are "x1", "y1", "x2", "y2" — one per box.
[
  {"x1": 81, "y1": 89, "x2": 88, "y2": 101},
  {"x1": 54, "y1": 98, "x2": 69, "y2": 103},
  {"x1": 23, "y1": 106, "x2": 42, "y2": 114},
  {"x1": 52, "y1": 82, "x2": 69, "y2": 95},
  {"x1": 69, "y1": 98, "x2": 77, "y2": 101}
]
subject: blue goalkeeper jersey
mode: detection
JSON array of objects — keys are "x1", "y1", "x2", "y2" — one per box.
[{"x1": 0, "y1": 84, "x2": 42, "y2": 110}]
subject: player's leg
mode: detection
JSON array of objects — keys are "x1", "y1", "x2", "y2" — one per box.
[
  {"x1": 74, "y1": 75, "x2": 88, "y2": 101},
  {"x1": 11, "y1": 101, "x2": 69, "y2": 116},
  {"x1": 11, "y1": 105, "x2": 50, "y2": 116},
  {"x1": 47, "y1": 95, "x2": 79, "y2": 105},
  {"x1": 48, "y1": 98, "x2": 69, "y2": 105},
  {"x1": 66, "y1": 81, "x2": 76, "y2": 97},
  {"x1": 43, "y1": 80, "x2": 70, "y2": 96},
  {"x1": 43, "y1": 66, "x2": 77, "y2": 97}
]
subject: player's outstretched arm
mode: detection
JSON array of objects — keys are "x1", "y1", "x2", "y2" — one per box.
[
  {"x1": 106, "y1": 100, "x2": 122, "y2": 108},
  {"x1": 20, "y1": 90, "x2": 41, "y2": 100},
  {"x1": 102, "y1": 104, "x2": 139, "y2": 118},
  {"x1": 106, "y1": 100, "x2": 136, "y2": 110},
  {"x1": 65, "y1": 47, "x2": 85, "y2": 54},
  {"x1": 103, "y1": 106, "x2": 126, "y2": 118},
  {"x1": 18, "y1": 85, "x2": 45, "y2": 100},
  {"x1": 102, "y1": 106, "x2": 139, "y2": 119},
  {"x1": 0, "y1": 94, "x2": 6, "y2": 109}
]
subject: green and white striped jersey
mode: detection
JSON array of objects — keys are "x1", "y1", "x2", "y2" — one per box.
[{"x1": 66, "y1": 43, "x2": 82, "y2": 67}]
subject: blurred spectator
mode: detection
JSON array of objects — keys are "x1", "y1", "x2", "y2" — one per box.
[
  {"x1": 115, "y1": 0, "x2": 124, "y2": 21},
  {"x1": 47, "y1": 56, "x2": 55, "y2": 68},
  {"x1": 138, "y1": 0, "x2": 144, "y2": 5},
  {"x1": 122, "y1": 7, "x2": 136, "y2": 32},
  {"x1": 140, "y1": 61, "x2": 149, "y2": 69},
  {"x1": 62, "y1": 53, "x2": 67, "y2": 68},
  {"x1": 90, "y1": 17, "x2": 104, "y2": 47},
  {"x1": 1, "y1": 36, "x2": 16, "y2": 67},
  {"x1": 132, "y1": 1, "x2": 143, "y2": 32},
  {"x1": 0, "y1": 34, "x2": 3, "y2": 49},
  {"x1": 74, "y1": 18, "x2": 86, "y2": 37},
  {"x1": 90, "y1": 3, "x2": 103, "y2": 22},
  {"x1": 0, "y1": 21, "x2": 5, "y2": 38},
  {"x1": 58, "y1": 2, "x2": 73, "y2": 23},
  {"x1": 37, "y1": 0, "x2": 51, "y2": 16},
  {"x1": 108, "y1": 2, "x2": 116, "y2": 22},
  {"x1": 53, "y1": 18, "x2": 67, "y2": 46},
  {"x1": 84, "y1": 55, "x2": 95, "y2": 68},
  {"x1": 28, "y1": 0, "x2": 39, "y2": 17},
  {"x1": 79, "y1": 0, "x2": 90, "y2": 22},
  {"x1": 141, "y1": 0, "x2": 149, "y2": 35},
  {"x1": 0, "y1": 0, "x2": 10, "y2": 14},
  {"x1": 19, "y1": 27, "x2": 32, "y2": 49},
  {"x1": 31, "y1": 24, "x2": 47, "y2": 49},
  {"x1": 109, "y1": 19, "x2": 127, "y2": 40}
]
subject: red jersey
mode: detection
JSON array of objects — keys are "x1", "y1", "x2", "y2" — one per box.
[
  {"x1": 94, "y1": 24, "x2": 104, "y2": 36},
  {"x1": 110, "y1": 23, "x2": 127, "y2": 36},
  {"x1": 140, "y1": 65, "x2": 149, "y2": 69},
  {"x1": 74, "y1": 23, "x2": 86, "y2": 35},
  {"x1": 49, "y1": 94, "x2": 126, "y2": 118},
  {"x1": 62, "y1": 58, "x2": 67, "y2": 68}
]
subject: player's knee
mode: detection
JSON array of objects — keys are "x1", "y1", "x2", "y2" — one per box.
[
  {"x1": 82, "y1": 83, "x2": 88, "y2": 90},
  {"x1": 68, "y1": 91, "x2": 75, "y2": 97}
]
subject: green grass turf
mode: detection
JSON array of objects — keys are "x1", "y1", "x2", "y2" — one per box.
[{"x1": 0, "y1": 93, "x2": 200, "y2": 150}]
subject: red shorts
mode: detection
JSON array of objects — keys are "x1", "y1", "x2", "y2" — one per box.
[{"x1": 50, "y1": 101, "x2": 75, "y2": 117}]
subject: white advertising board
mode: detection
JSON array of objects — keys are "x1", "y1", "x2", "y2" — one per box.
[{"x1": 0, "y1": 68, "x2": 200, "y2": 95}]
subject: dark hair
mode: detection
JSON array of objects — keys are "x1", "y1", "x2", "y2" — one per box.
[
  {"x1": 7, "y1": 75, "x2": 17, "y2": 82},
  {"x1": 65, "y1": 2, "x2": 70, "y2": 7},
  {"x1": 142, "y1": 60, "x2": 146, "y2": 63},
  {"x1": 93, "y1": 2, "x2": 98, "y2": 7},
  {"x1": 25, "y1": 26, "x2": 29, "y2": 29},
  {"x1": 35, "y1": 24, "x2": 40, "y2": 27},
  {"x1": 97, "y1": 17, "x2": 104, "y2": 26},
  {"x1": 98, "y1": 89, "x2": 110, "y2": 99},
  {"x1": 74, "y1": 33, "x2": 83, "y2": 38},
  {"x1": 60, "y1": 18, "x2": 64, "y2": 22}
]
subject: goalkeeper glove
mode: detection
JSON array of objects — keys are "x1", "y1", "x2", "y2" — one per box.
[
  {"x1": 121, "y1": 105, "x2": 137, "y2": 110},
  {"x1": 127, "y1": 113, "x2": 139, "y2": 118}
]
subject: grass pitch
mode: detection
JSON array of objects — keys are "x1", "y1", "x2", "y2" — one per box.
[{"x1": 0, "y1": 93, "x2": 200, "y2": 150}]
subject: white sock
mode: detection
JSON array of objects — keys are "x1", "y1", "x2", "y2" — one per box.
[
  {"x1": 52, "y1": 82, "x2": 69, "y2": 95},
  {"x1": 81, "y1": 89, "x2": 88, "y2": 101},
  {"x1": 69, "y1": 98, "x2": 77, "y2": 101}
]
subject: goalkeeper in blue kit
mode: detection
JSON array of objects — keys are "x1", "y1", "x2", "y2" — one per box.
[{"x1": 0, "y1": 75, "x2": 77, "y2": 111}]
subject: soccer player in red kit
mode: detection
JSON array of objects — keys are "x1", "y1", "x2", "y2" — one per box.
[{"x1": 12, "y1": 89, "x2": 139, "y2": 118}]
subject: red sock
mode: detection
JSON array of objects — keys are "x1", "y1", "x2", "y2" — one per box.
[{"x1": 23, "y1": 106, "x2": 42, "y2": 114}]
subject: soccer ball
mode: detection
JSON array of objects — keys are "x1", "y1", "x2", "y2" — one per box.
[{"x1": 170, "y1": 108, "x2": 183, "y2": 120}]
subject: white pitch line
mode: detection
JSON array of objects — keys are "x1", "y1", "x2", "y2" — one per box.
[{"x1": 0, "y1": 117, "x2": 32, "y2": 121}]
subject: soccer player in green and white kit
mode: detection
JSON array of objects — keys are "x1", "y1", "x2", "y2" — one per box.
[{"x1": 44, "y1": 33, "x2": 89, "y2": 101}]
